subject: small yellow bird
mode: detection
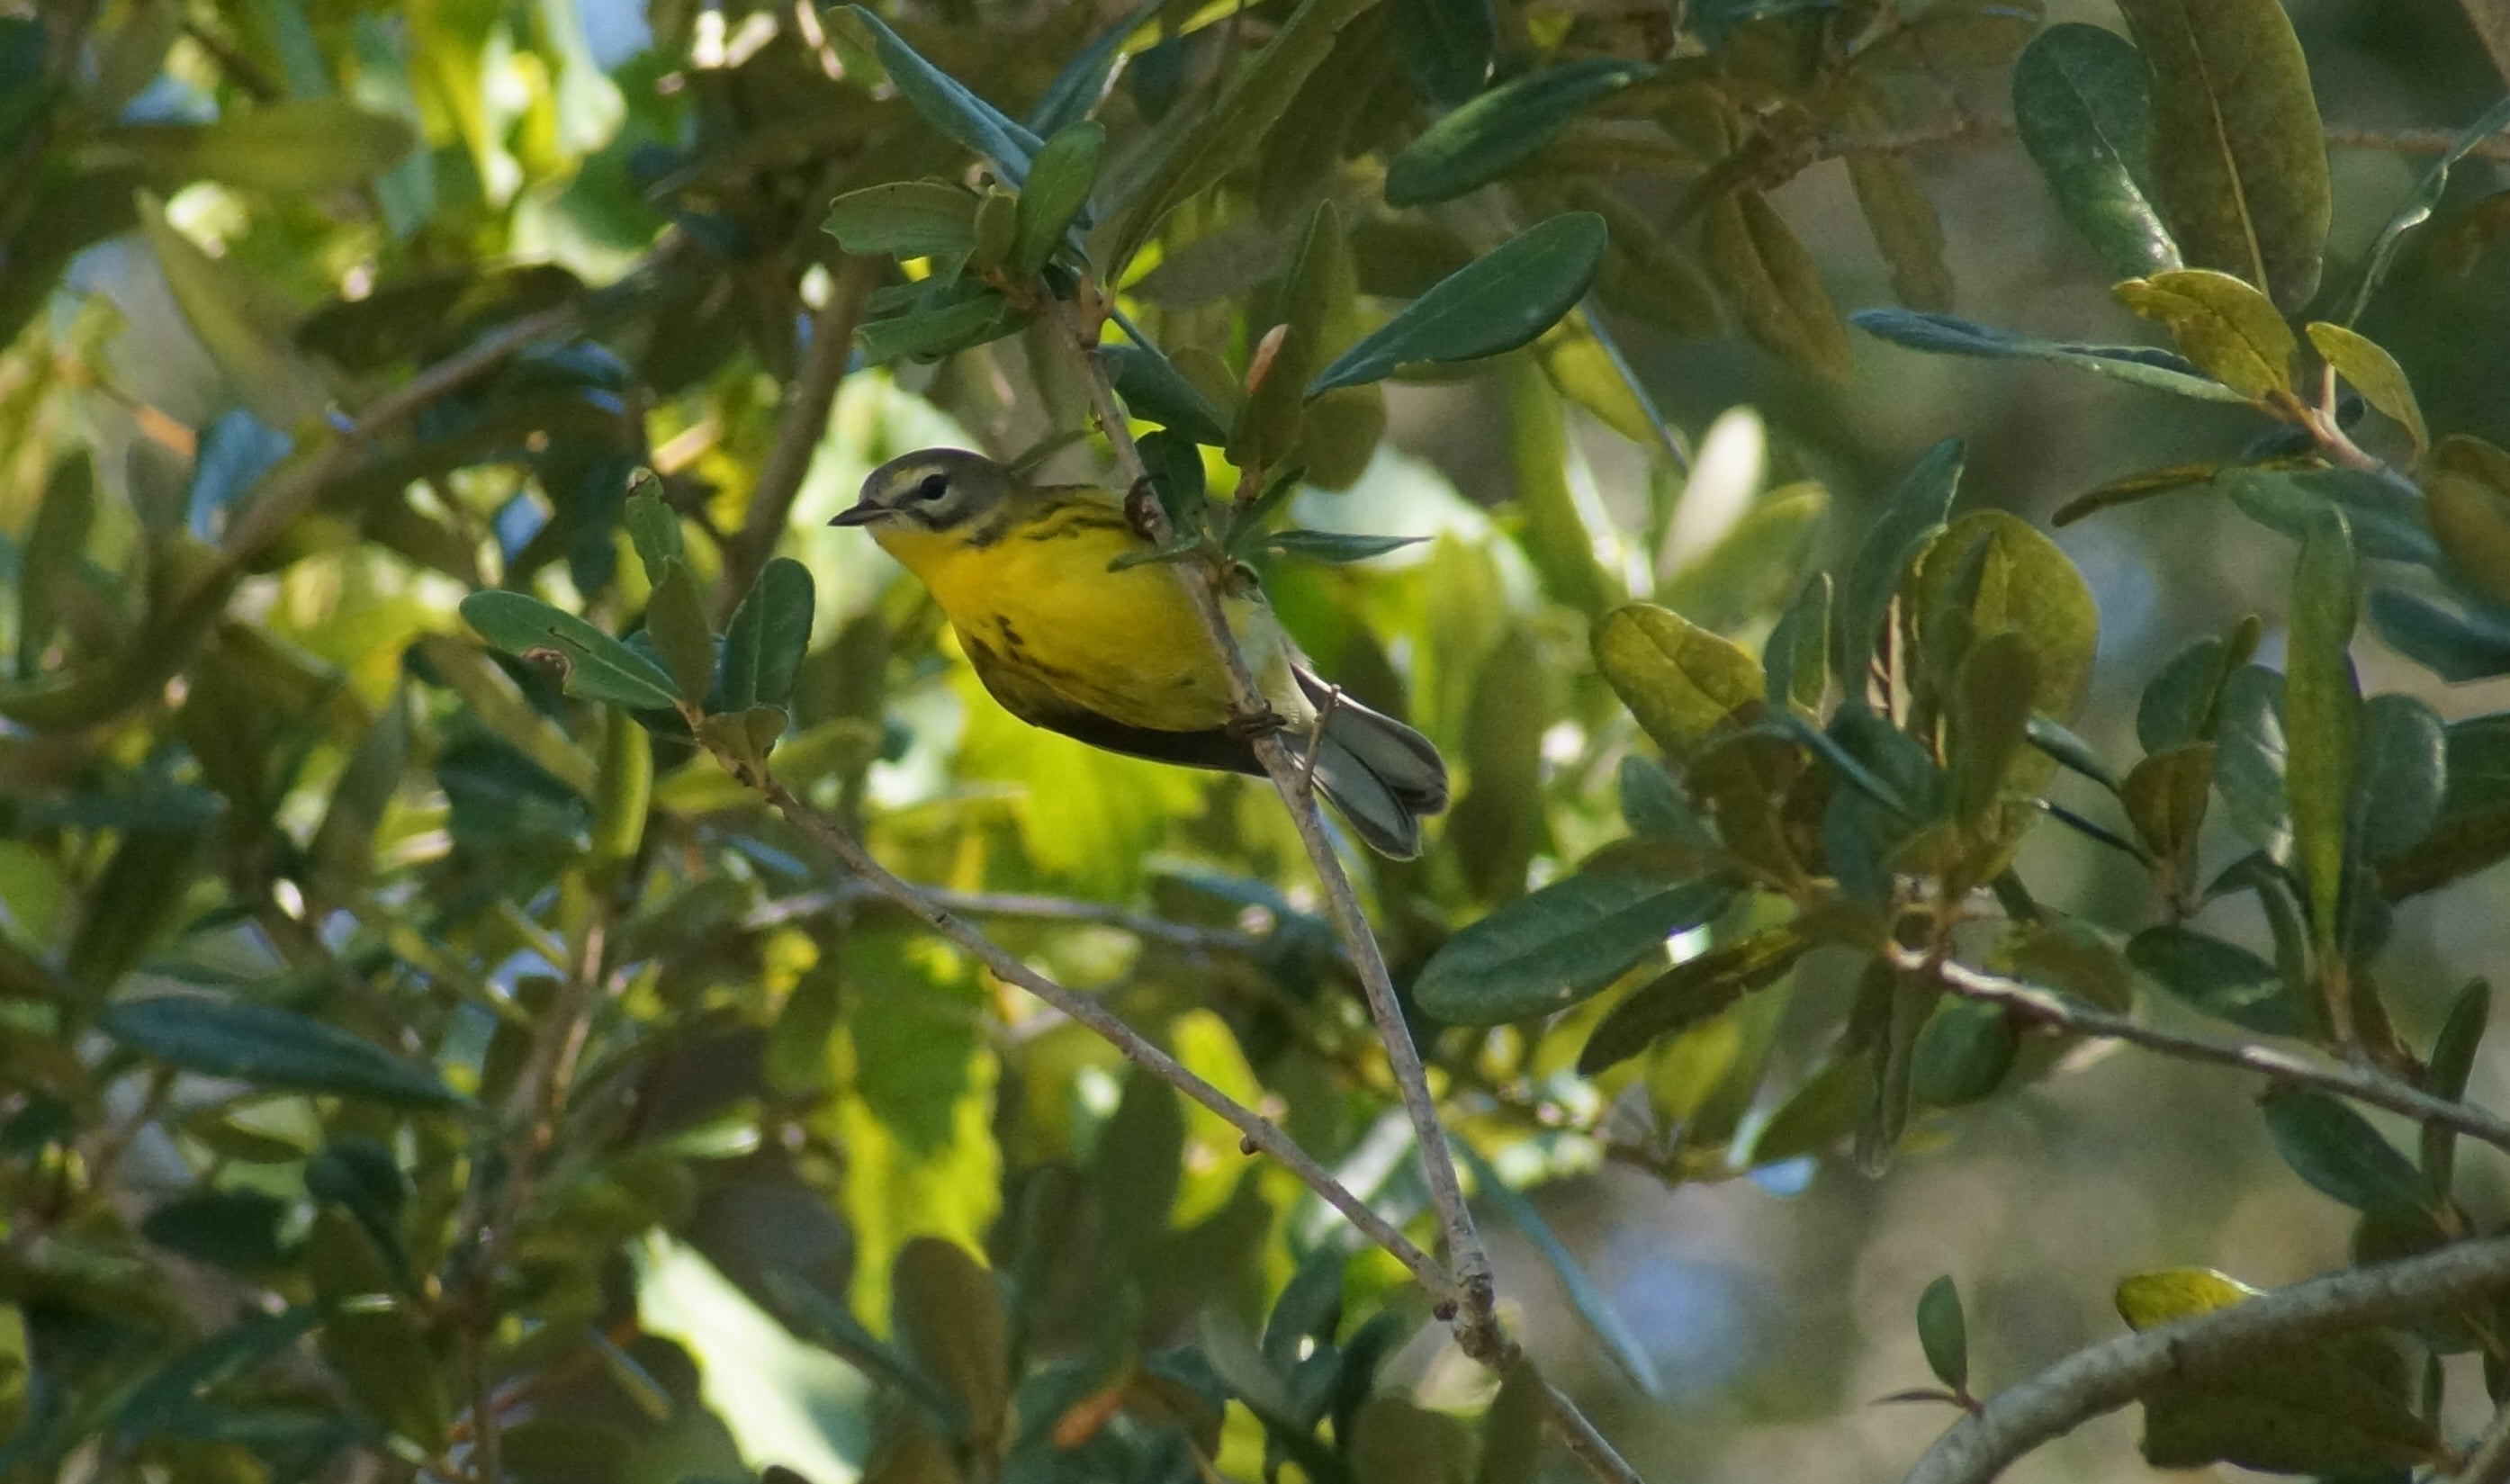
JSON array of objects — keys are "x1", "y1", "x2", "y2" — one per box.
[{"x1": 831, "y1": 448, "x2": 1448, "y2": 857}]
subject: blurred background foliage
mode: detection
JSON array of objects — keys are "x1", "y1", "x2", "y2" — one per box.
[{"x1": 8, "y1": 0, "x2": 2510, "y2": 1480}]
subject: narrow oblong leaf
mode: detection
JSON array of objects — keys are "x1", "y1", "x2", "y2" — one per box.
[
  {"x1": 720, "y1": 557, "x2": 815, "y2": 712},
  {"x1": 2011, "y1": 22, "x2": 2180, "y2": 277},
  {"x1": 1700, "y1": 188, "x2": 1852, "y2": 380},
  {"x1": 1390, "y1": 0, "x2": 1494, "y2": 105},
  {"x1": 1454, "y1": 1143, "x2": 1663, "y2": 1397},
  {"x1": 1382, "y1": 59, "x2": 1651, "y2": 207},
  {"x1": 1309, "y1": 211, "x2": 1608, "y2": 392},
  {"x1": 2261, "y1": 1087, "x2": 2431, "y2": 1220},
  {"x1": 1948, "y1": 631, "x2": 2038, "y2": 826},
  {"x1": 2127, "y1": 924, "x2": 2305, "y2": 1035},
  {"x1": 1264, "y1": 529, "x2": 1424, "y2": 563},
  {"x1": 2343, "y1": 93, "x2": 2510, "y2": 325},
  {"x1": 1011, "y1": 121, "x2": 1104, "y2": 278},
  {"x1": 1105, "y1": 340, "x2": 1232, "y2": 445},
  {"x1": 2219, "y1": 467, "x2": 2435, "y2": 568},
  {"x1": 1835, "y1": 438, "x2": 1964, "y2": 681},
  {"x1": 1915, "y1": 1276, "x2": 1967, "y2": 1393},
  {"x1": 1853, "y1": 310, "x2": 2245, "y2": 401},
  {"x1": 2353, "y1": 693, "x2": 2444, "y2": 858},
  {"x1": 1764, "y1": 574, "x2": 1831, "y2": 716},
  {"x1": 624, "y1": 482, "x2": 683, "y2": 581},
  {"x1": 2113, "y1": 0, "x2": 2329, "y2": 310},
  {"x1": 643, "y1": 562, "x2": 715, "y2": 707},
  {"x1": 892, "y1": 1237, "x2": 1010, "y2": 1447},
  {"x1": 1846, "y1": 150, "x2": 1954, "y2": 312},
  {"x1": 1576, "y1": 927, "x2": 1806, "y2": 1075},
  {"x1": 1414, "y1": 872, "x2": 1733, "y2": 1025},
  {"x1": 2420, "y1": 978, "x2": 2488, "y2": 1199},
  {"x1": 823, "y1": 181, "x2": 981, "y2": 258},
  {"x1": 460, "y1": 589, "x2": 680, "y2": 711},
  {"x1": 102, "y1": 996, "x2": 465, "y2": 1107},
  {"x1": 835, "y1": 8, "x2": 1043, "y2": 184},
  {"x1": 2284, "y1": 510, "x2": 2361, "y2": 952}
]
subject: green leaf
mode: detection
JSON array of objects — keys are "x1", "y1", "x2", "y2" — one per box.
[
  {"x1": 1845, "y1": 149, "x2": 1954, "y2": 312},
  {"x1": 1093, "y1": 0, "x2": 1384, "y2": 278},
  {"x1": 16, "y1": 452, "x2": 95, "y2": 680},
  {"x1": 1915, "y1": 1276, "x2": 1967, "y2": 1393},
  {"x1": 1948, "y1": 631, "x2": 2038, "y2": 827},
  {"x1": 643, "y1": 562, "x2": 715, "y2": 707},
  {"x1": 2113, "y1": 0, "x2": 2329, "y2": 311},
  {"x1": 2117, "y1": 1266, "x2": 2257, "y2": 1329},
  {"x1": 2112, "y1": 269, "x2": 2297, "y2": 401},
  {"x1": 891, "y1": 1237, "x2": 1009, "y2": 1448},
  {"x1": 2353, "y1": 693, "x2": 2444, "y2": 859},
  {"x1": 2368, "y1": 588, "x2": 2510, "y2": 683},
  {"x1": 1700, "y1": 188, "x2": 1852, "y2": 380},
  {"x1": 307, "y1": 1207, "x2": 448, "y2": 1447},
  {"x1": 1229, "y1": 326, "x2": 1310, "y2": 472},
  {"x1": 2136, "y1": 621, "x2": 2256, "y2": 753},
  {"x1": 1391, "y1": 0, "x2": 1494, "y2": 105},
  {"x1": 116, "y1": 99, "x2": 416, "y2": 193},
  {"x1": 2127, "y1": 925, "x2": 2305, "y2": 1035},
  {"x1": 834, "y1": 8, "x2": 1043, "y2": 184},
  {"x1": 1591, "y1": 603, "x2": 1764, "y2": 758},
  {"x1": 2427, "y1": 469, "x2": 2510, "y2": 607},
  {"x1": 139, "y1": 1189, "x2": 296, "y2": 1274},
  {"x1": 1835, "y1": 438, "x2": 1964, "y2": 681},
  {"x1": 1011, "y1": 121, "x2": 1104, "y2": 277},
  {"x1": 2011, "y1": 22, "x2": 2180, "y2": 277},
  {"x1": 460, "y1": 589, "x2": 680, "y2": 711},
  {"x1": 1264, "y1": 529, "x2": 1424, "y2": 563},
  {"x1": 1309, "y1": 211, "x2": 1608, "y2": 392},
  {"x1": 1105, "y1": 340, "x2": 1233, "y2": 445},
  {"x1": 101, "y1": 996, "x2": 465, "y2": 1108},
  {"x1": 2285, "y1": 510, "x2": 2361, "y2": 954},
  {"x1": 67, "y1": 824, "x2": 207, "y2": 992},
  {"x1": 2215, "y1": 665, "x2": 2291, "y2": 853},
  {"x1": 2261, "y1": 1087, "x2": 2432, "y2": 1221},
  {"x1": 2306, "y1": 323, "x2": 2426, "y2": 454},
  {"x1": 1912, "y1": 511, "x2": 2101, "y2": 727},
  {"x1": 1748, "y1": 1051, "x2": 1872, "y2": 1166},
  {"x1": 2420, "y1": 978, "x2": 2488, "y2": 1201},
  {"x1": 2218, "y1": 466, "x2": 2435, "y2": 568},
  {"x1": 859, "y1": 293, "x2": 1030, "y2": 365},
  {"x1": 1576, "y1": 927, "x2": 1806, "y2": 1075},
  {"x1": 1382, "y1": 59, "x2": 1652, "y2": 207},
  {"x1": 2341, "y1": 92, "x2": 2510, "y2": 325},
  {"x1": 2028, "y1": 715, "x2": 2122, "y2": 794},
  {"x1": 720, "y1": 558, "x2": 816, "y2": 712},
  {"x1": 1852, "y1": 309, "x2": 2246, "y2": 401},
  {"x1": 1414, "y1": 872, "x2": 1733, "y2": 1025},
  {"x1": 823, "y1": 181, "x2": 981, "y2": 257},
  {"x1": 2120, "y1": 742, "x2": 2214, "y2": 886},
  {"x1": 1763, "y1": 574, "x2": 1831, "y2": 716},
  {"x1": 624, "y1": 481, "x2": 682, "y2": 582},
  {"x1": 138, "y1": 193, "x2": 327, "y2": 429}
]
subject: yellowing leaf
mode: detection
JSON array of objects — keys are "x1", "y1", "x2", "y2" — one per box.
[
  {"x1": 2306, "y1": 322, "x2": 2426, "y2": 454},
  {"x1": 2116, "y1": 1266, "x2": 2259, "y2": 1329},
  {"x1": 2114, "y1": 268, "x2": 2296, "y2": 403}
]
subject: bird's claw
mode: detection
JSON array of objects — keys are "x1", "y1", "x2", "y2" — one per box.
[{"x1": 1225, "y1": 708, "x2": 1288, "y2": 741}]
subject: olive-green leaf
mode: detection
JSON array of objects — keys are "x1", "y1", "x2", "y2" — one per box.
[
  {"x1": 2127, "y1": 924, "x2": 2304, "y2": 1035},
  {"x1": 1106, "y1": 340, "x2": 1233, "y2": 445},
  {"x1": 1912, "y1": 511, "x2": 2101, "y2": 725},
  {"x1": 1414, "y1": 872, "x2": 1733, "y2": 1025},
  {"x1": 2284, "y1": 510, "x2": 2360, "y2": 952},
  {"x1": 1836, "y1": 437, "x2": 1964, "y2": 681},
  {"x1": 1383, "y1": 59, "x2": 1651, "y2": 207},
  {"x1": 1094, "y1": 0, "x2": 1385, "y2": 279},
  {"x1": 2011, "y1": 23, "x2": 2180, "y2": 278},
  {"x1": 1846, "y1": 150, "x2": 1954, "y2": 312},
  {"x1": 2421, "y1": 978, "x2": 2488, "y2": 1199},
  {"x1": 833, "y1": 8, "x2": 1043, "y2": 184},
  {"x1": 2261, "y1": 1087, "x2": 2431, "y2": 1219},
  {"x1": 2427, "y1": 470, "x2": 2510, "y2": 607},
  {"x1": 1592, "y1": 602, "x2": 1764, "y2": 757},
  {"x1": 1852, "y1": 309, "x2": 2245, "y2": 401},
  {"x1": 2112, "y1": 269, "x2": 2296, "y2": 402},
  {"x1": 624, "y1": 483, "x2": 683, "y2": 582},
  {"x1": 643, "y1": 562, "x2": 715, "y2": 707},
  {"x1": 1011, "y1": 121, "x2": 1103, "y2": 278},
  {"x1": 1948, "y1": 631, "x2": 2038, "y2": 826},
  {"x1": 2121, "y1": 742, "x2": 2214, "y2": 880},
  {"x1": 2305, "y1": 322, "x2": 2425, "y2": 454},
  {"x1": 117, "y1": 99, "x2": 416, "y2": 194},
  {"x1": 461, "y1": 589, "x2": 679, "y2": 711},
  {"x1": 101, "y1": 996, "x2": 466, "y2": 1108},
  {"x1": 823, "y1": 181, "x2": 981, "y2": 258},
  {"x1": 139, "y1": 193, "x2": 327, "y2": 429},
  {"x1": 2113, "y1": 0, "x2": 2329, "y2": 311},
  {"x1": 1309, "y1": 211, "x2": 1607, "y2": 392},
  {"x1": 858, "y1": 294, "x2": 1030, "y2": 365},
  {"x1": 2353, "y1": 693, "x2": 2444, "y2": 859},
  {"x1": 891, "y1": 1237, "x2": 1009, "y2": 1447},
  {"x1": 1915, "y1": 1276, "x2": 1967, "y2": 1393},
  {"x1": 1700, "y1": 188, "x2": 1852, "y2": 380},
  {"x1": 1764, "y1": 574, "x2": 1831, "y2": 716},
  {"x1": 720, "y1": 557, "x2": 815, "y2": 713},
  {"x1": 1576, "y1": 927, "x2": 1806, "y2": 1075},
  {"x1": 1391, "y1": 0, "x2": 1494, "y2": 105}
]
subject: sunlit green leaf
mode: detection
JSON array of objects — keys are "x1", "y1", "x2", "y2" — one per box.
[
  {"x1": 462, "y1": 589, "x2": 679, "y2": 711},
  {"x1": 1310, "y1": 212, "x2": 1608, "y2": 392}
]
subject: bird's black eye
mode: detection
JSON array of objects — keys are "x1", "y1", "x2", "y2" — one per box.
[{"x1": 913, "y1": 473, "x2": 949, "y2": 502}]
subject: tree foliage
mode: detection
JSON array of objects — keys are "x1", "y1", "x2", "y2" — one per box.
[{"x1": 5, "y1": 0, "x2": 2510, "y2": 1481}]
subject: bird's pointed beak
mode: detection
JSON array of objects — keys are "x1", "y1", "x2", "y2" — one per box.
[{"x1": 829, "y1": 500, "x2": 892, "y2": 527}]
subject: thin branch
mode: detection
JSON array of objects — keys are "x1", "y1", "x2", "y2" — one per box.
[
  {"x1": 1894, "y1": 949, "x2": 2510, "y2": 1154},
  {"x1": 2461, "y1": 1394, "x2": 2510, "y2": 1484},
  {"x1": 1049, "y1": 300, "x2": 1504, "y2": 1360},
  {"x1": 1813, "y1": 116, "x2": 2510, "y2": 166},
  {"x1": 737, "y1": 768, "x2": 1449, "y2": 1292},
  {"x1": 715, "y1": 256, "x2": 879, "y2": 618},
  {"x1": 1543, "y1": 1382, "x2": 1647, "y2": 1484},
  {"x1": 1903, "y1": 1234, "x2": 2510, "y2": 1484},
  {"x1": 750, "y1": 883, "x2": 1282, "y2": 959}
]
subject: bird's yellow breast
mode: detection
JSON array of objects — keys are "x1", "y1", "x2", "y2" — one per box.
[{"x1": 870, "y1": 497, "x2": 1301, "y2": 734}]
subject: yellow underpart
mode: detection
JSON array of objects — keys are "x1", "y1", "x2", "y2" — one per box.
[{"x1": 871, "y1": 491, "x2": 1309, "y2": 734}]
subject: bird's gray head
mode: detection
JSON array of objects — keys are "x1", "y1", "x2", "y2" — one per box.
[{"x1": 831, "y1": 448, "x2": 1019, "y2": 533}]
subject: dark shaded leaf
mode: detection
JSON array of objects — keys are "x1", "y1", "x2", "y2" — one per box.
[
  {"x1": 1852, "y1": 310, "x2": 2245, "y2": 401},
  {"x1": 835, "y1": 8, "x2": 1043, "y2": 183},
  {"x1": 1701, "y1": 188, "x2": 1851, "y2": 379},
  {"x1": 1105, "y1": 340, "x2": 1232, "y2": 445},
  {"x1": 1264, "y1": 530, "x2": 1424, "y2": 563},
  {"x1": 2368, "y1": 588, "x2": 2510, "y2": 682},
  {"x1": 2342, "y1": 93, "x2": 2510, "y2": 324},
  {"x1": 2262, "y1": 1088, "x2": 2432, "y2": 1221},
  {"x1": 1391, "y1": 0, "x2": 1495, "y2": 105},
  {"x1": 1310, "y1": 212, "x2": 1608, "y2": 392},
  {"x1": 1915, "y1": 1276, "x2": 1967, "y2": 1393},
  {"x1": 2420, "y1": 978, "x2": 2488, "y2": 1201},
  {"x1": 1012, "y1": 121, "x2": 1104, "y2": 277},
  {"x1": 1414, "y1": 872, "x2": 1732, "y2": 1025},
  {"x1": 720, "y1": 558, "x2": 815, "y2": 712},
  {"x1": 1383, "y1": 59, "x2": 1651, "y2": 206},
  {"x1": 824, "y1": 181, "x2": 980, "y2": 257},
  {"x1": 2353, "y1": 694, "x2": 2444, "y2": 858},
  {"x1": 2220, "y1": 466, "x2": 2435, "y2": 567},
  {"x1": 2127, "y1": 925, "x2": 2304, "y2": 1035},
  {"x1": 1577, "y1": 927, "x2": 1806, "y2": 1075},
  {"x1": 2011, "y1": 22, "x2": 2180, "y2": 277},
  {"x1": 893, "y1": 1238, "x2": 1010, "y2": 1448},
  {"x1": 102, "y1": 996, "x2": 466, "y2": 1107},
  {"x1": 1835, "y1": 438, "x2": 1964, "y2": 682},
  {"x1": 461, "y1": 589, "x2": 679, "y2": 710}
]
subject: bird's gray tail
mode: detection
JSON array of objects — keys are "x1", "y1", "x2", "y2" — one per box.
[{"x1": 1295, "y1": 670, "x2": 1449, "y2": 859}]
